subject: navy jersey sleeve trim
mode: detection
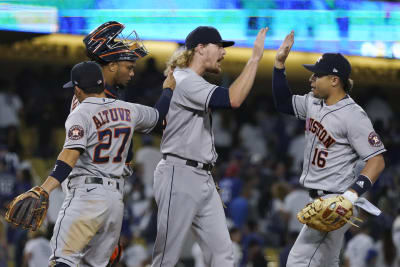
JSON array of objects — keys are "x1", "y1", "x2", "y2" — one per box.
[
  {"x1": 204, "y1": 85, "x2": 218, "y2": 111},
  {"x1": 272, "y1": 67, "x2": 295, "y2": 115},
  {"x1": 63, "y1": 144, "x2": 86, "y2": 151},
  {"x1": 208, "y1": 86, "x2": 231, "y2": 110},
  {"x1": 362, "y1": 148, "x2": 386, "y2": 161}
]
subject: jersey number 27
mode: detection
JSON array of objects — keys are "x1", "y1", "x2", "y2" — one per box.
[{"x1": 93, "y1": 127, "x2": 131, "y2": 163}]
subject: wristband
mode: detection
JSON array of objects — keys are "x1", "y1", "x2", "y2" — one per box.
[
  {"x1": 349, "y1": 174, "x2": 372, "y2": 197},
  {"x1": 50, "y1": 160, "x2": 72, "y2": 183}
]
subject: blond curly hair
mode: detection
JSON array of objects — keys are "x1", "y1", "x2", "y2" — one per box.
[{"x1": 164, "y1": 47, "x2": 195, "y2": 76}]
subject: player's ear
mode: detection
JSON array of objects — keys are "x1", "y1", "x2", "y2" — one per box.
[
  {"x1": 108, "y1": 61, "x2": 118, "y2": 72},
  {"x1": 331, "y1": 76, "x2": 340, "y2": 87},
  {"x1": 195, "y1": 44, "x2": 205, "y2": 55}
]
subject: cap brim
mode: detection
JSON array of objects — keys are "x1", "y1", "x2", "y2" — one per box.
[
  {"x1": 63, "y1": 81, "x2": 74, "y2": 89},
  {"x1": 221, "y1": 40, "x2": 235, "y2": 48},
  {"x1": 302, "y1": 64, "x2": 327, "y2": 74}
]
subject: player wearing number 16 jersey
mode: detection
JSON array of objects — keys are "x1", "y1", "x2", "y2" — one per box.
[
  {"x1": 272, "y1": 31, "x2": 385, "y2": 267},
  {"x1": 39, "y1": 61, "x2": 173, "y2": 267}
]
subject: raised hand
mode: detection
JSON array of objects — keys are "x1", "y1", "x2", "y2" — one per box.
[
  {"x1": 251, "y1": 27, "x2": 269, "y2": 62},
  {"x1": 275, "y1": 31, "x2": 294, "y2": 68}
]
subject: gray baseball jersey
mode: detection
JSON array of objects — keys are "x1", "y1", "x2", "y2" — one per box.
[
  {"x1": 49, "y1": 97, "x2": 158, "y2": 267},
  {"x1": 152, "y1": 67, "x2": 234, "y2": 267},
  {"x1": 65, "y1": 97, "x2": 158, "y2": 178},
  {"x1": 292, "y1": 93, "x2": 386, "y2": 192},
  {"x1": 160, "y1": 67, "x2": 218, "y2": 164}
]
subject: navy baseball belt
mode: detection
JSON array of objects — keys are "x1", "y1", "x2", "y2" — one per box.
[
  {"x1": 308, "y1": 189, "x2": 339, "y2": 198},
  {"x1": 163, "y1": 153, "x2": 213, "y2": 172}
]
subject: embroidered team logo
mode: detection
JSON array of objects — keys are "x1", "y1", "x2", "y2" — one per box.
[
  {"x1": 68, "y1": 125, "x2": 84, "y2": 140},
  {"x1": 368, "y1": 132, "x2": 382, "y2": 147}
]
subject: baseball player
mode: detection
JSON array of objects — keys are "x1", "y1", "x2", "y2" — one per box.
[
  {"x1": 72, "y1": 21, "x2": 150, "y2": 180},
  {"x1": 68, "y1": 21, "x2": 175, "y2": 266},
  {"x1": 272, "y1": 31, "x2": 386, "y2": 266},
  {"x1": 151, "y1": 26, "x2": 268, "y2": 267},
  {"x1": 17, "y1": 60, "x2": 172, "y2": 267}
]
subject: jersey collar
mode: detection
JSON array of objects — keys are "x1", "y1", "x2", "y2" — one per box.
[
  {"x1": 322, "y1": 94, "x2": 354, "y2": 109},
  {"x1": 82, "y1": 97, "x2": 115, "y2": 104}
]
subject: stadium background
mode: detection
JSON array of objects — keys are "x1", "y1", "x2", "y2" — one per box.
[{"x1": 0, "y1": 0, "x2": 400, "y2": 266}]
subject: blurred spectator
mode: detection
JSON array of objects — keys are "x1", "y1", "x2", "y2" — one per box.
[
  {"x1": 282, "y1": 181, "x2": 309, "y2": 235},
  {"x1": 14, "y1": 162, "x2": 33, "y2": 195},
  {"x1": 344, "y1": 222, "x2": 374, "y2": 267},
  {"x1": 120, "y1": 236, "x2": 148, "y2": 267},
  {"x1": 229, "y1": 182, "x2": 252, "y2": 229},
  {"x1": 246, "y1": 239, "x2": 268, "y2": 267},
  {"x1": 279, "y1": 231, "x2": 298, "y2": 267},
  {"x1": 241, "y1": 220, "x2": 265, "y2": 267},
  {"x1": 287, "y1": 123, "x2": 306, "y2": 175},
  {"x1": 47, "y1": 186, "x2": 66, "y2": 225},
  {"x1": 0, "y1": 152, "x2": 17, "y2": 214},
  {"x1": 0, "y1": 143, "x2": 20, "y2": 174},
  {"x1": 364, "y1": 91, "x2": 393, "y2": 131},
  {"x1": 0, "y1": 79, "x2": 23, "y2": 152},
  {"x1": 230, "y1": 227, "x2": 243, "y2": 267},
  {"x1": 239, "y1": 113, "x2": 268, "y2": 159},
  {"x1": 369, "y1": 226, "x2": 400, "y2": 267},
  {"x1": 219, "y1": 162, "x2": 243, "y2": 216},
  {"x1": 22, "y1": 225, "x2": 51, "y2": 267},
  {"x1": 126, "y1": 176, "x2": 151, "y2": 235},
  {"x1": 213, "y1": 111, "x2": 234, "y2": 161},
  {"x1": 126, "y1": 57, "x2": 164, "y2": 105},
  {"x1": 0, "y1": 220, "x2": 8, "y2": 267},
  {"x1": 134, "y1": 135, "x2": 162, "y2": 198},
  {"x1": 264, "y1": 182, "x2": 290, "y2": 247}
]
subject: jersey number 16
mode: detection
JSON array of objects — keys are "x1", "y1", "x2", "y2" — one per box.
[{"x1": 311, "y1": 148, "x2": 328, "y2": 168}]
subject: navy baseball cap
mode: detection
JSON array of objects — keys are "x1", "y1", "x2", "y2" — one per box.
[
  {"x1": 63, "y1": 61, "x2": 104, "y2": 89},
  {"x1": 303, "y1": 53, "x2": 351, "y2": 81},
  {"x1": 185, "y1": 26, "x2": 235, "y2": 49}
]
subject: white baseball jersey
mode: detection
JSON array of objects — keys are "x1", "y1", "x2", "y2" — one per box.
[
  {"x1": 292, "y1": 93, "x2": 386, "y2": 192},
  {"x1": 64, "y1": 97, "x2": 158, "y2": 178}
]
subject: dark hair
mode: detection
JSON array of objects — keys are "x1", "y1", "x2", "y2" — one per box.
[
  {"x1": 341, "y1": 78, "x2": 354, "y2": 93},
  {"x1": 80, "y1": 85, "x2": 104, "y2": 94}
]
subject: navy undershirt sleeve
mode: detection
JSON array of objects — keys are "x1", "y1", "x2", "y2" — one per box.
[
  {"x1": 154, "y1": 88, "x2": 173, "y2": 129},
  {"x1": 272, "y1": 67, "x2": 295, "y2": 115},
  {"x1": 209, "y1": 86, "x2": 231, "y2": 109}
]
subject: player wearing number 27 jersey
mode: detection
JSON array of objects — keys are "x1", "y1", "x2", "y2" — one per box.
[{"x1": 44, "y1": 61, "x2": 173, "y2": 267}]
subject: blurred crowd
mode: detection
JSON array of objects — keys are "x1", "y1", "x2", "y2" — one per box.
[{"x1": 0, "y1": 57, "x2": 400, "y2": 267}]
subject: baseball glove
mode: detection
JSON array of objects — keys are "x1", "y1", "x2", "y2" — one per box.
[
  {"x1": 4, "y1": 186, "x2": 49, "y2": 231},
  {"x1": 297, "y1": 195, "x2": 362, "y2": 232}
]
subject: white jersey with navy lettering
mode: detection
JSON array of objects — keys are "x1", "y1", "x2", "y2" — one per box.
[
  {"x1": 292, "y1": 92, "x2": 386, "y2": 192},
  {"x1": 64, "y1": 97, "x2": 158, "y2": 179}
]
